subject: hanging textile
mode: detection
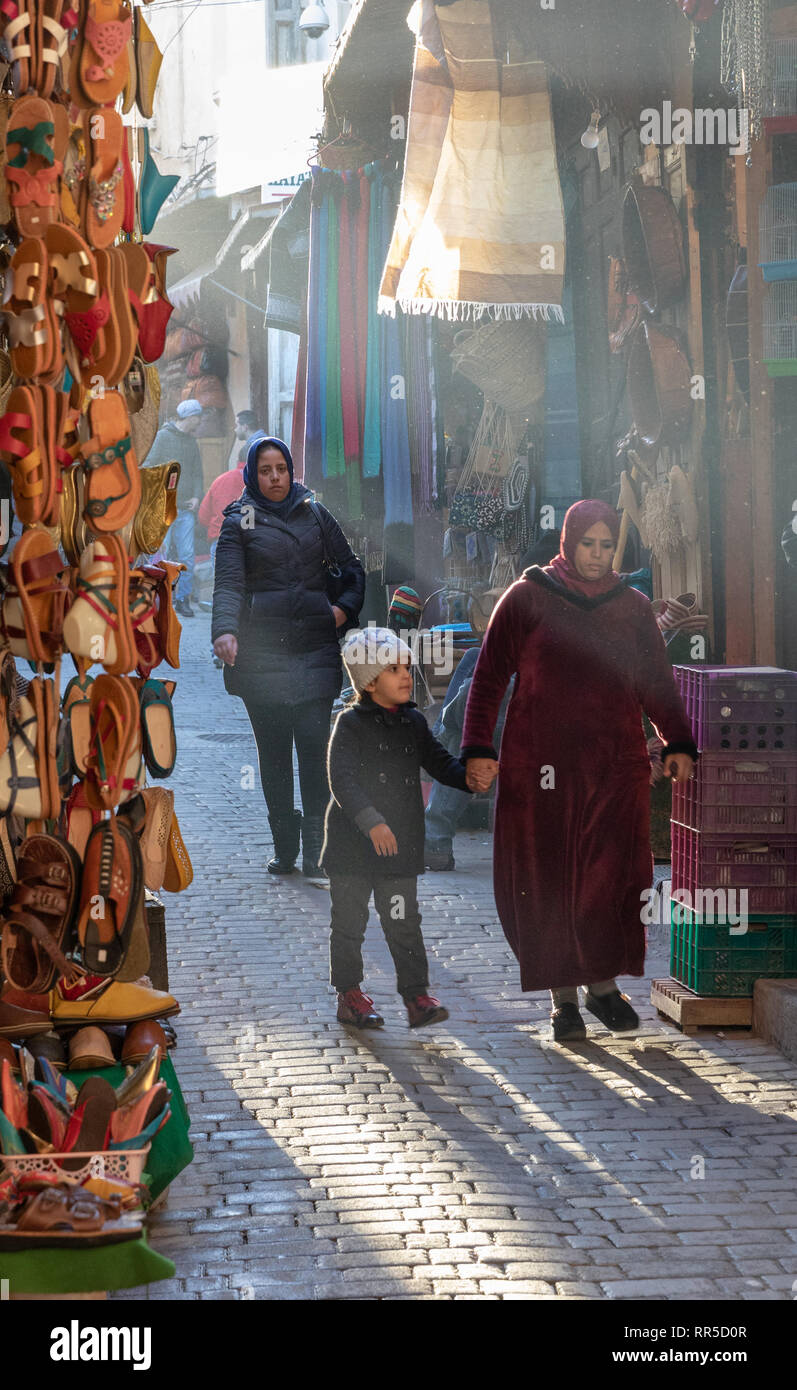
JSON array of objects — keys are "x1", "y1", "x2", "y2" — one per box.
[
  {"x1": 379, "y1": 0, "x2": 565, "y2": 323},
  {"x1": 381, "y1": 165, "x2": 414, "y2": 544},
  {"x1": 402, "y1": 315, "x2": 436, "y2": 514},
  {"x1": 354, "y1": 171, "x2": 371, "y2": 458},
  {"x1": 291, "y1": 295, "x2": 307, "y2": 480},
  {"x1": 338, "y1": 173, "x2": 360, "y2": 466},
  {"x1": 302, "y1": 169, "x2": 324, "y2": 489},
  {"x1": 362, "y1": 163, "x2": 385, "y2": 478},
  {"x1": 324, "y1": 181, "x2": 345, "y2": 478},
  {"x1": 265, "y1": 177, "x2": 312, "y2": 334}
]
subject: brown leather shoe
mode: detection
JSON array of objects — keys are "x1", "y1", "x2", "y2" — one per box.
[
  {"x1": 122, "y1": 1018, "x2": 167, "y2": 1065},
  {"x1": 69, "y1": 1026, "x2": 116, "y2": 1070},
  {"x1": 0, "y1": 998, "x2": 51, "y2": 1037}
]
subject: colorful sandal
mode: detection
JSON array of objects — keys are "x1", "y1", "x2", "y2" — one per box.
[
  {"x1": 5, "y1": 237, "x2": 57, "y2": 380},
  {"x1": 62, "y1": 533, "x2": 136, "y2": 674},
  {"x1": 0, "y1": 385, "x2": 57, "y2": 524},
  {"x1": 133, "y1": 7, "x2": 161, "y2": 120},
  {"x1": 138, "y1": 677, "x2": 176, "y2": 778},
  {"x1": 76, "y1": 0, "x2": 132, "y2": 107},
  {"x1": 136, "y1": 243, "x2": 175, "y2": 361},
  {"x1": 0, "y1": 834, "x2": 81, "y2": 993},
  {"x1": 80, "y1": 389, "x2": 141, "y2": 531},
  {"x1": 131, "y1": 460, "x2": 179, "y2": 556},
  {"x1": 137, "y1": 127, "x2": 178, "y2": 237},
  {"x1": 5, "y1": 95, "x2": 62, "y2": 237},
  {"x1": 84, "y1": 105, "x2": 124, "y2": 248},
  {"x1": 84, "y1": 674, "x2": 140, "y2": 811},
  {"x1": 2, "y1": 527, "x2": 71, "y2": 663}
]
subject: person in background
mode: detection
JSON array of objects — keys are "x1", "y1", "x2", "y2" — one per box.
[
  {"x1": 212, "y1": 437, "x2": 365, "y2": 879},
  {"x1": 199, "y1": 455, "x2": 246, "y2": 566},
  {"x1": 322, "y1": 629, "x2": 472, "y2": 1030},
  {"x1": 425, "y1": 664, "x2": 514, "y2": 870},
  {"x1": 233, "y1": 410, "x2": 261, "y2": 466},
  {"x1": 782, "y1": 515, "x2": 797, "y2": 567},
  {"x1": 147, "y1": 399, "x2": 204, "y2": 617}
]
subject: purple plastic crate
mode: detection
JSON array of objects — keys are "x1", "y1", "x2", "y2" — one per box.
[
  {"x1": 671, "y1": 822, "x2": 797, "y2": 913},
  {"x1": 673, "y1": 666, "x2": 797, "y2": 750},
  {"x1": 672, "y1": 752, "x2": 797, "y2": 834}
]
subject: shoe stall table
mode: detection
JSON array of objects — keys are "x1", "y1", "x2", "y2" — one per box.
[
  {"x1": 59, "y1": 1054, "x2": 194, "y2": 1202},
  {"x1": 1, "y1": 1237, "x2": 175, "y2": 1299}
]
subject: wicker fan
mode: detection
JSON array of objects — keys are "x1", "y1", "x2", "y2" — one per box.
[{"x1": 451, "y1": 320, "x2": 546, "y2": 413}]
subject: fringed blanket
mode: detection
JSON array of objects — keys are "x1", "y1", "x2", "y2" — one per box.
[{"x1": 379, "y1": 0, "x2": 566, "y2": 324}]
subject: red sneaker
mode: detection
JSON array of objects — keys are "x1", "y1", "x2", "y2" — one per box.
[
  {"x1": 406, "y1": 994, "x2": 449, "y2": 1028},
  {"x1": 336, "y1": 988, "x2": 384, "y2": 1029}
]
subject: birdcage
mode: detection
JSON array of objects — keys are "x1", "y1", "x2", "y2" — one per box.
[
  {"x1": 763, "y1": 281, "x2": 797, "y2": 376},
  {"x1": 764, "y1": 39, "x2": 797, "y2": 132},
  {"x1": 759, "y1": 184, "x2": 797, "y2": 281}
]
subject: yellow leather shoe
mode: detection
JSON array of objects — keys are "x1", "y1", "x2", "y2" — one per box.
[
  {"x1": 135, "y1": 11, "x2": 163, "y2": 121},
  {"x1": 50, "y1": 978, "x2": 179, "y2": 1024}
]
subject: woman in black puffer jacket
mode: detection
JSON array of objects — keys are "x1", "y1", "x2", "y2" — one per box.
[{"x1": 211, "y1": 436, "x2": 365, "y2": 877}]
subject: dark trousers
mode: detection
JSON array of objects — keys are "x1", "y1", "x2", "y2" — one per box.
[
  {"x1": 329, "y1": 874, "x2": 429, "y2": 1000},
  {"x1": 242, "y1": 695, "x2": 333, "y2": 821}
]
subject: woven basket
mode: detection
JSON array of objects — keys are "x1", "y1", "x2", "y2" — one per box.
[{"x1": 452, "y1": 320, "x2": 546, "y2": 412}]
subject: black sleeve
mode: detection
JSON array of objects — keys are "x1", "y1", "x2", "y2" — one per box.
[
  {"x1": 328, "y1": 714, "x2": 387, "y2": 834},
  {"x1": 318, "y1": 504, "x2": 365, "y2": 621},
  {"x1": 211, "y1": 515, "x2": 246, "y2": 640},
  {"x1": 417, "y1": 717, "x2": 470, "y2": 792}
]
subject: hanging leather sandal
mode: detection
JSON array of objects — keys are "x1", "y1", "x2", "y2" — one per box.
[{"x1": 0, "y1": 834, "x2": 82, "y2": 993}]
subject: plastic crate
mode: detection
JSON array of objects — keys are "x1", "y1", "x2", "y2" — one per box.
[
  {"x1": 673, "y1": 665, "x2": 797, "y2": 750},
  {"x1": 670, "y1": 822, "x2": 797, "y2": 912},
  {"x1": 670, "y1": 902, "x2": 797, "y2": 996},
  {"x1": 672, "y1": 751, "x2": 797, "y2": 834},
  {"x1": 0, "y1": 1148, "x2": 150, "y2": 1186}
]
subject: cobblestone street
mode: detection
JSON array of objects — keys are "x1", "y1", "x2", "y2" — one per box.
[{"x1": 119, "y1": 617, "x2": 797, "y2": 1301}]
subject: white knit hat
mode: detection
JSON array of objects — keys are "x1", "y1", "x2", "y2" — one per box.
[{"x1": 342, "y1": 626, "x2": 415, "y2": 695}]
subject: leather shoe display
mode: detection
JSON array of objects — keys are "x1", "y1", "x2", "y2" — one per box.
[
  {"x1": 0, "y1": 998, "x2": 51, "y2": 1038},
  {"x1": 50, "y1": 977, "x2": 180, "y2": 1025},
  {"x1": 122, "y1": 1019, "x2": 168, "y2": 1065},
  {"x1": 68, "y1": 1026, "x2": 116, "y2": 1070}
]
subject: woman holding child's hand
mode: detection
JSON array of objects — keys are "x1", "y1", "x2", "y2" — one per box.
[{"x1": 462, "y1": 501, "x2": 697, "y2": 1043}]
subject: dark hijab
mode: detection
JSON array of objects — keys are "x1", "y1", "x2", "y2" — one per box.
[
  {"x1": 242, "y1": 436, "x2": 298, "y2": 520},
  {"x1": 543, "y1": 499, "x2": 622, "y2": 598}
]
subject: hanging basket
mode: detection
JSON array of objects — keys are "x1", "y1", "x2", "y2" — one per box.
[{"x1": 451, "y1": 320, "x2": 546, "y2": 413}]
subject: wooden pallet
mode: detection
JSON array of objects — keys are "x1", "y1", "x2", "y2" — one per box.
[{"x1": 651, "y1": 978, "x2": 753, "y2": 1035}]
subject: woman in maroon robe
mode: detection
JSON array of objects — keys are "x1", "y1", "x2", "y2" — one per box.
[{"x1": 462, "y1": 500, "x2": 697, "y2": 1041}]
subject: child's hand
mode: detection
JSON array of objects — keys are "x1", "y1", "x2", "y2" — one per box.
[
  {"x1": 466, "y1": 757, "x2": 499, "y2": 793},
  {"x1": 370, "y1": 823, "x2": 398, "y2": 856}
]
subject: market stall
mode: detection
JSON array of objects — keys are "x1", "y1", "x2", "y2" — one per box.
[{"x1": 0, "y1": 0, "x2": 193, "y2": 1297}]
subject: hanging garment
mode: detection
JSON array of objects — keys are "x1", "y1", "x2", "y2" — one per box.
[
  {"x1": 302, "y1": 176, "x2": 323, "y2": 488},
  {"x1": 380, "y1": 170, "x2": 413, "y2": 530},
  {"x1": 354, "y1": 171, "x2": 371, "y2": 457},
  {"x1": 265, "y1": 177, "x2": 312, "y2": 334},
  {"x1": 338, "y1": 173, "x2": 360, "y2": 466},
  {"x1": 291, "y1": 297, "x2": 308, "y2": 481},
  {"x1": 379, "y1": 0, "x2": 565, "y2": 322},
  {"x1": 324, "y1": 181, "x2": 345, "y2": 479},
  {"x1": 362, "y1": 163, "x2": 385, "y2": 478},
  {"x1": 402, "y1": 315, "x2": 435, "y2": 514}
]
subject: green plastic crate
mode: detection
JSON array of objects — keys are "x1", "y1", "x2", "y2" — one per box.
[{"x1": 670, "y1": 902, "x2": 797, "y2": 996}]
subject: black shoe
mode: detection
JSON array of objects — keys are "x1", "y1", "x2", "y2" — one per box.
[
  {"x1": 198, "y1": 600, "x2": 212, "y2": 612},
  {"x1": 337, "y1": 989, "x2": 384, "y2": 1028},
  {"x1": 584, "y1": 989, "x2": 639, "y2": 1033},
  {"x1": 406, "y1": 994, "x2": 449, "y2": 1028},
  {"x1": 267, "y1": 810, "x2": 301, "y2": 875},
  {"x1": 425, "y1": 848, "x2": 455, "y2": 871},
  {"x1": 551, "y1": 1003, "x2": 587, "y2": 1042},
  {"x1": 176, "y1": 598, "x2": 195, "y2": 618},
  {"x1": 301, "y1": 814, "x2": 327, "y2": 878}
]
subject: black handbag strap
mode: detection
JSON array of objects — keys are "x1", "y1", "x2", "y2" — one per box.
[{"x1": 306, "y1": 498, "x2": 342, "y2": 579}]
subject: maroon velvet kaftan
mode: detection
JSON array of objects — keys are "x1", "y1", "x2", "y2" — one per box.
[{"x1": 461, "y1": 569, "x2": 696, "y2": 991}]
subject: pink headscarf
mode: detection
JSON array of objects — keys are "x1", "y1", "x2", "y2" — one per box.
[{"x1": 543, "y1": 499, "x2": 622, "y2": 598}]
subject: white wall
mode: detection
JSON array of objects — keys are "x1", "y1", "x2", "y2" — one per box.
[{"x1": 148, "y1": 1, "x2": 351, "y2": 191}]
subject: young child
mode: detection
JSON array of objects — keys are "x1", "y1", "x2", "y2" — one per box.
[{"x1": 321, "y1": 627, "x2": 470, "y2": 1029}]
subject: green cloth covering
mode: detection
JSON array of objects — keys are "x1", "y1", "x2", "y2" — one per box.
[
  {"x1": 325, "y1": 195, "x2": 345, "y2": 478},
  {"x1": 61, "y1": 1055, "x2": 193, "y2": 1203},
  {"x1": 0, "y1": 1236, "x2": 174, "y2": 1295}
]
